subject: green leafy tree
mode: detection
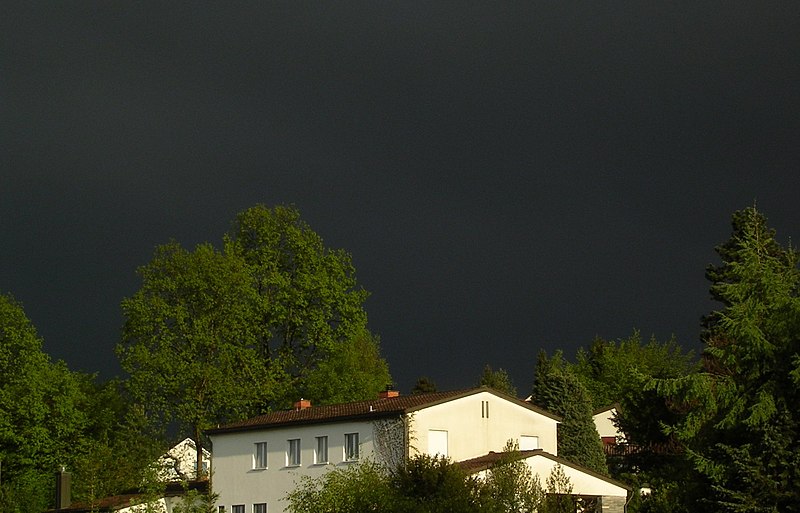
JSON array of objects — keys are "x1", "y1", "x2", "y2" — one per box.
[
  {"x1": 69, "y1": 379, "x2": 166, "y2": 503},
  {"x1": 531, "y1": 351, "x2": 608, "y2": 475},
  {"x1": 477, "y1": 364, "x2": 518, "y2": 397},
  {"x1": 541, "y1": 463, "x2": 575, "y2": 513},
  {"x1": 393, "y1": 455, "x2": 486, "y2": 513},
  {"x1": 286, "y1": 460, "x2": 401, "y2": 513},
  {"x1": 118, "y1": 242, "x2": 277, "y2": 476},
  {"x1": 570, "y1": 332, "x2": 697, "y2": 512},
  {"x1": 303, "y1": 329, "x2": 391, "y2": 405},
  {"x1": 0, "y1": 293, "x2": 91, "y2": 512},
  {"x1": 226, "y1": 205, "x2": 380, "y2": 406},
  {"x1": 572, "y1": 332, "x2": 697, "y2": 456},
  {"x1": 657, "y1": 206, "x2": 800, "y2": 511},
  {"x1": 484, "y1": 441, "x2": 544, "y2": 512},
  {"x1": 119, "y1": 205, "x2": 391, "y2": 475}
]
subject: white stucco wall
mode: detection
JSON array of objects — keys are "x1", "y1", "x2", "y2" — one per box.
[
  {"x1": 410, "y1": 391, "x2": 559, "y2": 461},
  {"x1": 474, "y1": 454, "x2": 628, "y2": 499},
  {"x1": 592, "y1": 407, "x2": 624, "y2": 441},
  {"x1": 210, "y1": 419, "x2": 379, "y2": 513},
  {"x1": 158, "y1": 438, "x2": 212, "y2": 481},
  {"x1": 526, "y1": 456, "x2": 627, "y2": 497}
]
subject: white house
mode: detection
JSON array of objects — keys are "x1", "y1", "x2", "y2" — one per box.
[
  {"x1": 592, "y1": 406, "x2": 625, "y2": 448},
  {"x1": 207, "y1": 387, "x2": 629, "y2": 513},
  {"x1": 158, "y1": 437, "x2": 212, "y2": 481}
]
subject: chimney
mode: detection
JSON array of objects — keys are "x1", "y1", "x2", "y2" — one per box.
[
  {"x1": 378, "y1": 385, "x2": 399, "y2": 399},
  {"x1": 294, "y1": 398, "x2": 312, "y2": 410},
  {"x1": 55, "y1": 468, "x2": 71, "y2": 509}
]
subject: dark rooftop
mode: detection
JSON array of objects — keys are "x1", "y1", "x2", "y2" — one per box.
[{"x1": 207, "y1": 387, "x2": 561, "y2": 435}]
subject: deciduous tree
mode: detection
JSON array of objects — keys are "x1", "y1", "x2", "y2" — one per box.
[
  {"x1": 0, "y1": 293, "x2": 89, "y2": 511},
  {"x1": 119, "y1": 205, "x2": 391, "y2": 475},
  {"x1": 118, "y1": 242, "x2": 276, "y2": 476}
]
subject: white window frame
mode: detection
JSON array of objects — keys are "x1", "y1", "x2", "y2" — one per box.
[
  {"x1": 315, "y1": 435, "x2": 329, "y2": 464},
  {"x1": 520, "y1": 435, "x2": 539, "y2": 451},
  {"x1": 428, "y1": 429, "x2": 449, "y2": 458},
  {"x1": 253, "y1": 442, "x2": 268, "y2": 469},
  {"x1": 231, "y1": 506, "x2": 245, "y2": 513},
  {"x1": 287, "y1": 438, "x2": 301, "y2": 466},
  {"x1": 344, "y1": 432, "x2": 359, "y2": 461}
]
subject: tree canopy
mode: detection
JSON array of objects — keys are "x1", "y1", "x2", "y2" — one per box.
[
  {"x1": 572, "y1": 332, "x2": 697, "y2": 448},
  {"x1": 477, "y1": 364, "x2": 518, "y2": 397},
  {"x1": 531, "y1": 351, "x2": 608, "y2": 475},
  {"x1": 118, "y1": 205, "x2": 391, "y2": 474},
  {"x1": 657, "y1": 206, "x2": 800, "y2": 510}
]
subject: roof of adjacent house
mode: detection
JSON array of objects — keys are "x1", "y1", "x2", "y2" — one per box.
[
  {"x1": 591, "y1": 404, "x2": 620, "y2": 416},
  {"x1": 207, "y1": 387, "x2": 562, "y2": 435},
  {"x1": 457, "y1": 449, "x2": 631, "y2": 491},
  {"x1": 43, "y1": 480, "x2": 208, "y2": 513}
]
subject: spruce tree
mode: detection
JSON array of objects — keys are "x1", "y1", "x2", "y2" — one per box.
[
  {"x1": 531, "y1": 351, "x2": 608, "y2": 475},
  {"x1": 658, "y1": 206, "x2": 800, "y2": 511}
]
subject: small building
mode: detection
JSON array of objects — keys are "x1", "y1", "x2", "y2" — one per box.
[{"x1": 593, "y1": 405, "x2": 625, "y2": 448}]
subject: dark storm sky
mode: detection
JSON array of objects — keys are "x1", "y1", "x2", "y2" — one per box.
[{"x1": 2, "y1": 2, "x2": 799, "y2": 393}]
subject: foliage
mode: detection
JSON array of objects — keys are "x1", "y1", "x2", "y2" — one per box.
[
  {"x1": 0, "y1": 293, "x2": 91, "y2": 511},
  {"x1": 477, "y1": 364, "x2": 518, "y2": 397},
  {"x1": 541, "y1": 463, "x2": 574, "y2": 513},
  {"x1": 119, "y1": 241, "x2": 276, "y2": 476},
  {"x1": 171, "y1": 483, "x2": 219, "y2": 513},
  {"x1": 531, "y1": 350, "x2": 608, "y2": 475},
  {"x1": 393, "y1": 454, "x2": 486, "y2": 513},
  {"x1": 119, "y1": 204, "x2": 391, "y2": 474},
  {"x1": 70, "y1": 382, "x2": 166, "y2": 503},
  {"x1": 411, "y1": 376, "x2": 437, "y2": 394},
  {"x1": 571, "y1": 331, "x2": 697, "y2": 481},
  {"x1": 303, "y1": 329, "x2": 391, "y2": 405},
  {"x1": 0, "y1": 292, "x2": 167, "y2": 510},
  {"x1": 285, "y1": 449, "x2": 581, "y2": 513},
  {"x1": 286, "y1": 460, "x2": 400, "y2": 513},
  {"x1": 226, "y1": 204, "x2": 382, "y2": 406},
  {"x1": 656, "y1": 206, "x2": 800, "y2": 511},
  {"x1": 484, "y1": 441, "x2": 544, "y2": 512}
]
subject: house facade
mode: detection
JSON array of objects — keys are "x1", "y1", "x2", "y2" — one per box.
[{"x1": 208, "y1": 388, "x2": 628, "y2": 513}]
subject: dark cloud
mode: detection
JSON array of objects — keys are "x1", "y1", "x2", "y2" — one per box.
[{"x1": 2, "y1": 2, "x2": 799, "y2": 392}]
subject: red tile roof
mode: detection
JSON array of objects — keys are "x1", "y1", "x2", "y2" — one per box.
[{"x1": 207, "y1": 387, "x2": 561, "y2": 435}]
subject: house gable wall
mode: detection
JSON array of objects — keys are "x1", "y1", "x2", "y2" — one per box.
[{"x1": 411, "y1": 390, "x2": 558, "y2": 461}]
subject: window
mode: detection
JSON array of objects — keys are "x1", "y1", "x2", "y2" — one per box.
[
  {"x1": 520, "y1": 435, "x2": 539, "y2": 450},
  {"x1": 287, "y1": 438, "x2": 301, "y2": 466},
  {"x1": 344, "y1": 432, "x2": 359, "y2": 461},
  {"x1": 231, "y1": 506, "x2": 245, "y2": 513},
  {"x1": 253, "y1": 504, "x2": 267, "y2": 513},
  {"x1": 428, "y1": 430, "x2": 448, "y2": 457},
  {"x1": 315, "y1": 436, "x2": 329, "y2": 464},
  {"x1": 481, "y1": 400, "x2": 490, "y2": 418},
  {"x1": 254, "y1": 442, "x2": 268, "y2": 469},
  {"x1": 218, "y1": 507, "x2": 224, "y2": 513}
]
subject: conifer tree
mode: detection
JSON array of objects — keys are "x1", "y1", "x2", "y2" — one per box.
[
  {"x1": 657, "y1": 206, "x2": 800, "y2": 510},
  {"x1": 531, "y1": 351, "x2": 608, "y2": 475}
]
